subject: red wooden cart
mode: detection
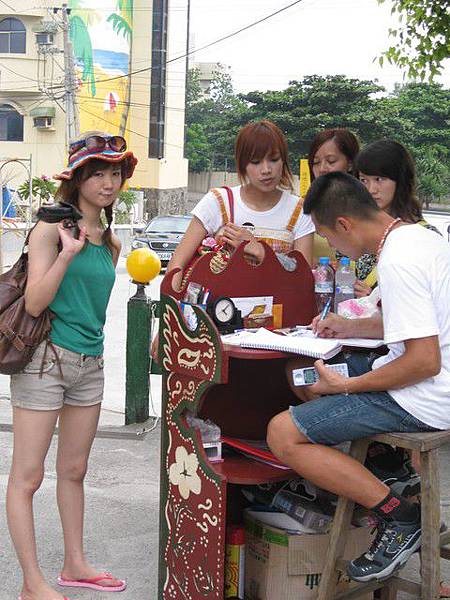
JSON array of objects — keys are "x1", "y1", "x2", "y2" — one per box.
[{"x1": 157, "y1": 244, "x2": 316, "y2": 599}]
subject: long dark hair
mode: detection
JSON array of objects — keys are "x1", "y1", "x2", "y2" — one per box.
[
  {"x1": 55, "y1": 158, "x2": 127, "y2": 254},
  {"x1": 354, "y1": 139, "x2": 423, "y2": 222},
  {"x1": 308, "y1": 128, "x2": 360, "y2": 180}
]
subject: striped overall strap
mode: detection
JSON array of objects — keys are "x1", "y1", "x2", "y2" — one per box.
[
  {"x1": 286, "y1": 197, "x2": 304, "y2": 232},
  {"x1": 211, "y1": 187, "x2": 234, "y2": 226}
]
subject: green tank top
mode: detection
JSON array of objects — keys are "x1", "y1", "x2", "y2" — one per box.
[{"x1": 49, "y1": 242, "x2": 116, "y2": 355}]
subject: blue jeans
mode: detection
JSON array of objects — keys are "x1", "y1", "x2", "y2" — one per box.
[{"x1": 289, "y1": 351, "x2": 438, "y2": 445}]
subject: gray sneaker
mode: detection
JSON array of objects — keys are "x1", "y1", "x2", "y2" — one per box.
[{"x1": 347, "y1": 517, "x2": 421, "y2": 582}]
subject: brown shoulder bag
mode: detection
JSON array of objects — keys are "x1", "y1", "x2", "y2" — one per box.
[{"x1": 0, "y1": 230, "x2": 52, "y2": 375}]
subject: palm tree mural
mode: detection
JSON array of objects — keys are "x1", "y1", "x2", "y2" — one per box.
[
  {"x1": 107, "y1": 0, "x2": 133, "y2": 135},
  {"x1": 68, "y1": 1, "x2": 100, "y2": 98}
]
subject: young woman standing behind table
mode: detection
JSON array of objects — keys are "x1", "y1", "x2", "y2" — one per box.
[
  {"x1": 353, "y1": 139, "x2": 440, "y2": 298},
  {"x1": 7, "y1": 132, "x2": 137, "y2": 600},
  {"x1": 167, "y1": 120, "x2": 315, "y2": 289},
  {"x1": 306, "y1": 128, "x2": 360, "y2": 263}
]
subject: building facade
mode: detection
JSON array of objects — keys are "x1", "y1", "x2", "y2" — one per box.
[{"x1": 0, "y1": 0, "x2": 188, "y2": 217}]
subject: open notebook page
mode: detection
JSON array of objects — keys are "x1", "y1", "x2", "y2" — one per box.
[
  {"x1": 240, "y1": 328, "x2": 342, "y2": 359},
  {"x1": 288, "y1": 329, "x2": 384, "y2": 349}
]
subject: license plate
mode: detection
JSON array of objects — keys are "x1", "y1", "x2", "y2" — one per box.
[{"x1": 157, "y1": 252, "x2": 172, "y2": 260}]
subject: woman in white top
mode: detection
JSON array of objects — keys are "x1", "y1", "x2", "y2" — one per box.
[{"x1": 167, "y1": 120, "x2": 315, "y2": 288}]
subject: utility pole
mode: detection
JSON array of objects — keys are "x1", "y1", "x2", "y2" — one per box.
[
  {"x1": 58, "y1": 4, "x2": 80, "y2": 145},
  {"x1": 184, "y1": 0, "x2": 191, "y2": 156}
]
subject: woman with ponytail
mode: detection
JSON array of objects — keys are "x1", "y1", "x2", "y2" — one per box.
[{"x1": 6, "y1": 132, "x2": 137, "y2": 600}]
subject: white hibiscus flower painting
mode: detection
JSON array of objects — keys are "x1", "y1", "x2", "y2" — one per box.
[{"x1": 169, "y1": 445, "x2": 202, "y2": 499}]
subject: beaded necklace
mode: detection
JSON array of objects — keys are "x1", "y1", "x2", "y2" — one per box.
[{"x1": 376, "y1": 218, "x2": 403, "y2": 262}]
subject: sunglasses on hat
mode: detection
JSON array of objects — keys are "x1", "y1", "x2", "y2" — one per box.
[{"x1": 70, "y1": 135, "x2": 127, "y2": 155}]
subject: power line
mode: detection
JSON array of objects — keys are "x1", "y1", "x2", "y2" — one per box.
[
  {"x1": 79, "y1": 104, "x2": 186, "y2": 153},
  {"x1": 79, "y1": 0, "x2": 306, "y2": 87},
  {"x1": 0, "y1": 0, "x2": 17, "y2": 11}
]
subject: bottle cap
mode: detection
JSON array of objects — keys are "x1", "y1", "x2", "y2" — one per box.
[
  {"x1": 340, "y1": 257, "x2": 350, "y2": 265},
  {"x1": 319, "y1": 257, "x2": 330, "y2": 265},
  {"x1": 226, "y1": 525, "x2": 245, "y2": 545}
]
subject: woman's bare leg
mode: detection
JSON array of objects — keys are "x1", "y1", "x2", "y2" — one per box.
[
  {"x1": 56, "y1": 403, "x2": 123, "y2": 587},
  {"x1": 7, "y1": 407, "x2": 66, "y2": 600}
]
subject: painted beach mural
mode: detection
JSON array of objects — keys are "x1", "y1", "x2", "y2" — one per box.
[{"x1": 69, "y1": 0, "x2": 133, "y2": 135}]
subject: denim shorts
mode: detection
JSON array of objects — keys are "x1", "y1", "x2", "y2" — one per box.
[
  {"x1": 289, "y1": 351, "x2": 438, "y2": 445},
  {"x1": 10, "y1": 340, "x2": 104, "y2": 411}
]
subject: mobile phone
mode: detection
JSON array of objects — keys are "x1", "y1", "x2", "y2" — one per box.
[{"x1": 292, "y1": 363, "x2": 349, "y2": 386}]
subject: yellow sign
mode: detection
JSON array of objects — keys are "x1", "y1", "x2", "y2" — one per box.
[{"x1": 299, "y1": 158, "x2": 311, "y2": 198}]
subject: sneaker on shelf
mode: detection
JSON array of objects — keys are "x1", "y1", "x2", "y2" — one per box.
[{"x1": 347, "y1": 516, "x2": 421, "y2": 582}]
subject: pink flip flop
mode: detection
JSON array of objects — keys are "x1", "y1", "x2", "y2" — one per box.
[{"x1": 57, "y1": 572, "x2": 126, "y2": 592}]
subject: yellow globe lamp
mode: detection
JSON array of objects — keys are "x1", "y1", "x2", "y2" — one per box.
[{"x1": 126, "y1": 248, "x2": 161, "y2": 285}]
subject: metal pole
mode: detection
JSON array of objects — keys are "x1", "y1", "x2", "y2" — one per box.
[
  {"x1": 61, "y1": 4, "x2": 79, "y2": 144},
  {"x1": 125, "y1": 283, "x2": 151, "y2": 424},
  {"x1": 183, "y1": 0, "x2": 191, "y2": 156}
]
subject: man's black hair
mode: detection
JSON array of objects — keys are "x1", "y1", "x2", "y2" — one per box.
[{"x1": 303, "y1": 172, "x2": 380, "y2": 228}]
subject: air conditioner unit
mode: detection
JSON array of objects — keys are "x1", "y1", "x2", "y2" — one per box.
[
  {"x1": 30, "y1": 106, "x2": 56, "y2": 130},
  {"x1": 33, "y1": 116, "x2": 54, "y2": 129},
  {"x1": 35, "y1": 32, "x2": 54, "y2": 46}
]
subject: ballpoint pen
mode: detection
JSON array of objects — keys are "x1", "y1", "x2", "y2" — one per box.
[
  {"x1": 314, "y1": 297, "x2": 332, "y2": 336},
  {"x1": 319, "y1": 297, "x2": 332, "y2": 321}
]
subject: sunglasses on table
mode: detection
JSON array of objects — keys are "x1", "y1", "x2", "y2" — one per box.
[{"x1": 70, "y1": 135, "x2": 127, "y2": 155}]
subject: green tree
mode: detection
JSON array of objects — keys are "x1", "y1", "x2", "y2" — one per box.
[
  {"x1": 389, "y1": 82, "x2": 450, "y2": 204},
  {"x1": 415, "y1": 147, "x2": 449, "y2": 207},
  {"x1": 185, "y1": 124, "x2": 211, "y2": 173},
  {"x1": 239, "y1": 75, "x2": 391, "y2": 170},
  {"x1": 185, "y1": 68, "x2": 245, "y2": 172},
  {"x1": 185, "y1": 72, "x2": 450, "y2": 207},
  {"x1": 378, "y1": 0, "x2": 450, "y2": 80}
]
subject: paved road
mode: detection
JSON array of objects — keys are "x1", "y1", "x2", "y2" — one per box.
[
  {"x1": 0, "y1": 256, "x2": 163, "y2": 600},
  {"x1": 1, "y1": 250, "x2": 450, "y2": 599}
]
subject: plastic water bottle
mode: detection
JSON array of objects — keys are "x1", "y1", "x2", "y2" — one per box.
[
  {"x1": 334, "y1": 257, "x2": 356, "y2": 313},
  {"x1": 314, "y1": 257, "x2": 334, "y2": 313}
]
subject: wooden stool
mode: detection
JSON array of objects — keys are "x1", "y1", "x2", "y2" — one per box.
[{"x1": 317, "y1": 430, "x2": 450, "y2": 600}]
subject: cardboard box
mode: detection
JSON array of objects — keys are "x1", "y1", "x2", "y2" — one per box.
[{"x1": 244, "y1": 510, "x2": 373, "y2": 600}]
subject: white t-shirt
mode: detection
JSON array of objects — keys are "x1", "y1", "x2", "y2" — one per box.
[
  {"x1": 372, "y1": 224, "x2": 450, "y2": 429},
  {"x1": 191, "y1": 185, "x2": 315, "y2": 241}
]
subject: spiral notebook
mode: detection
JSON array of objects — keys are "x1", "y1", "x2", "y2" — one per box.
[{"x1": 240, "y1": 328, "x2": 344, "y2": 359}]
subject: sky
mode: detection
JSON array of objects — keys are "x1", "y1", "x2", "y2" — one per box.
[{"x1": 183, "y1": 0, "x2": 450, "y2": 94}]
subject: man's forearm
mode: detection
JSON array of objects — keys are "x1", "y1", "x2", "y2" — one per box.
[
  {"x1": 345, "y1": 313, "x2": 384, "y2": 339},
  {"x1": 347, "y1": 338, "x2": 440, "y2": 393}
]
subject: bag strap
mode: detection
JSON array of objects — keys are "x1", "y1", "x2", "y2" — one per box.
[
  {"x1": 40, "y1": 338, "x2": 63, "y2": 379},
  {"x1": 222, "y1": 186, "x2": 234, "y2": 223},
  {"x1": 286, "y1": 197, "x2": 304, "y2": 232},
  {"x1": 211, "y1": 187, "x2": 234, "y2": 226}
]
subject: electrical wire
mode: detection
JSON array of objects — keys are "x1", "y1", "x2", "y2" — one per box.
[
  {"x1": 0, "y1": 0, "x2": 17, "y2": 11},
  {"x1": 79, "y1": 104, "x2": 186, "y2": 152},
  {"x1": 78, "y1": 0, "x2": 306, "y2": 87}
]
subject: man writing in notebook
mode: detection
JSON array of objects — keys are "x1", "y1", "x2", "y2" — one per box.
[{"x1": 267, "y1": 172, "x2": 450, "y2": 583}]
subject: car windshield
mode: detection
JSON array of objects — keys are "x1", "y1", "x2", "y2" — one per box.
[{"x1": 145, "y1": 216, "x2": 191, "y2": 234}]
